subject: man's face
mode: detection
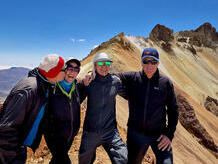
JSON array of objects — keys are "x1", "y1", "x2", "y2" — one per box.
[
  {"x1": 95, "y1": 61, "x2": 111, "y2": 76},
  {"x1": 142, "y1": 57, "x2": 159, "y2": 78},
  {"x1": 54, "y1": 65, "x2": 66, "y2": 82},
  {"x1": 65, "y1": 62, "x2": 80, "y2": 83}
]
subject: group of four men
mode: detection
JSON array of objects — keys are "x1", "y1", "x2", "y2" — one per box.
[{"x1": 0, "y1": 48, "x2": 178, "y2": 164}]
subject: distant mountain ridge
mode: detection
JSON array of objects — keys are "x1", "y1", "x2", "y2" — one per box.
[{"x1": 0, "y1": 67, "x2": 30, "y2": 97}]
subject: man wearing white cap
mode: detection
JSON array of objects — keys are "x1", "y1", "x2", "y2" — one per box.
[
  {"x1": 0, "y1": 54, "x2": 65, "y2": 164},
  {"x1": 79, "y1": 52, "x2": 128, "y2": 164}
]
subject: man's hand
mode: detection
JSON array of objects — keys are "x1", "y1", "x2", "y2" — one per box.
[
  {"x1": 157, "y1": 135, "x2": 171, "y2": 151},
  {"x1": 83, "y1": 72, "x2": 94, "y2": 86}
]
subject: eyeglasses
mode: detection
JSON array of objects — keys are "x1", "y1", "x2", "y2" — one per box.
[
  {"x1": 97, "y1": 61, "x2": 111, "y2": 67},
  {"x1": 142, "y1": 60, "x2": 158, "y2": 65},
  {"x1": 66, "y1": 66, "x2": 80, "y2": 73},
  {"x1": 61, "y1": 69, "x2": 66, "y2": 72}
]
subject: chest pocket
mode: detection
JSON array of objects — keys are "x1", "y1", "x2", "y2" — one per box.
[{"x1": 150, "y1": 85, "x2": 167, "y2": 105}]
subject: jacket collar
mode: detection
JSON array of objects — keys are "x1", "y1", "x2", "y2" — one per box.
[
  {"x1": 94, "y1": 72, "x2": 112, "y2": 82},
  {"x1": 140, "y1": 69, "x2": 159, "y2": 82}
]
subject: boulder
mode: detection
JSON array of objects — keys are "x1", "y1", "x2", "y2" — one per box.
[
  {"x1": 176, "y1": 93, "x2": 218, "y2": 153},
  {"x1": 149, "y1": 24, "x2": 174, "y2": 42},
  {"x1": 204, "y1": 96, "x2": 218, "y2": 117}
]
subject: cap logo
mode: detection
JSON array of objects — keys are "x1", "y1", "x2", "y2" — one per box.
[{"x1": 145, "y1": 51, "x2": 150, "y2": 55}]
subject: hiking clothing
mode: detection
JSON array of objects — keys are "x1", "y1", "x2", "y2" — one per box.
[
  {"x1": 127, "y1": 128, "x2": 173, "y2": 164},
  {"x1": 79, "y1": 128, "x2": 127, "y2": 164},
  {"x1": 81, "y1": 73, "x2": 127, "y2": 132},
  {"x1": 118, "y1": 69, "x2": 178, "y2": 164},
  {"x1": 0, "y1": 68, "x2": 51, "y2": 163},
  {"x1": 79, "y1": 73, "x2": 128, "y2": 164},
  {"x1": 58, "y1": 80, "x2": 73, "y2": 93},
  {"x1": 44, "y1": 80, "x2": 83, "y2": 164},
  {"x1": 118, "y1": 70, "x2": 178, "y2": 140}
]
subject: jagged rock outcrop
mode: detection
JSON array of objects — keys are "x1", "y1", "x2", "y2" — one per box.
[
  {"x1": 176, "y1": 93, "x2": 218, "y2": 155},
  {"x1": 204, "y1": 96, "x2": 218, "y2": 117},
  {"x1": 177, "y1": 22, "x2": 218, "y2": 48},
  {"x1": 161, "y1": 42, "x2": 172, "y2": 52},
  {"x1": 149, "y1": 24, "x2": 174, "y2": 42},
  {"x1": 149, "y1": 24, "x2": 174, "y2": 52},
  {"x1": 195, "y1": 23, "x2": 218, "y2": 42}
]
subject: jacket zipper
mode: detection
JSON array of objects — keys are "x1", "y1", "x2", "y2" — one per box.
[
  {"x1": 68, "y1": 99, "x2": 74, "y2": 143},
  {"x1": 99, "y1": 85, "x2": 105, "y2": 130},
  {"x1": 143, "y1": 80, "x2": 150, "y2": 129}
]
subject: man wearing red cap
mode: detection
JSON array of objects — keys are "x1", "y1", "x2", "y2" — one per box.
[{"x1": 0, "y1": 54, "x2": 65, "y2": 164}]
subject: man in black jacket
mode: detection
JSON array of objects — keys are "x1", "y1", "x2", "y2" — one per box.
[
  {"x1": 79, "y1": 52, "x2": 128, "y2": 164},
  {"x1": 44, "y1": 58, "x2": 83, "y2": 164},
  {"x1": 118, "y1": 48, "x2": 178, "y2": 164},
  {"x1": 0, "y1": 54, "x2": 65, "y2": 164}
]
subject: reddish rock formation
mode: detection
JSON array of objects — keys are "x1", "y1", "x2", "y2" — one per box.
[
  {"x1": 178, "y1": 22, "x2": 218, "y2": 48},
  {"x1": 161, "y1": 42, "x2": 172, "y2": 52},
  {"x1": 149, "y1": 24, "x2": 174, "y2": 42},
  {"x1": 176, "y1": 93, "x2": 218, "y2": 154},
  {"x1": 195, "y1": 22, "x2": 218, "y2": 42},
  {"x1": 204, "y1": 96, "x2": 218, "y2": 117}
]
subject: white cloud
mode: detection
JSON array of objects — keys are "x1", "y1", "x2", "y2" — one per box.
[{"x1": 78, "y1": 39, "x2": 86, "y2": 42}]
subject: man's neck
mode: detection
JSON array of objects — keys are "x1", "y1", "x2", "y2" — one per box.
[{"x1": 146, "y1": 74, "x2": 153, "y2": 79}]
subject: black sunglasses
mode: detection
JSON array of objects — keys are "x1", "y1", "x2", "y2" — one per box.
[
  {"x1": 142, "y1": 60, "x2": 158, "y2": 65},
  {"x1": 66, "y1": 66, "x2": 80, "y2": 72}
]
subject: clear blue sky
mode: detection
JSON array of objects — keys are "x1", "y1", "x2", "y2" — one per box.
[{"x1": 0, "y1": 0, "x2": 217, "y2": 68}]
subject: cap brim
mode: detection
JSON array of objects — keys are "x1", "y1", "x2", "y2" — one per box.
[
  {"x1": 142, "y1": 56, "x2": 159, "y2": 61},
  {"x1": 95, "y1": 58, "x2": 112, "y2": 62},
  {"x1": 66, "y1": 59, "x2": 81, "y2": 66}
]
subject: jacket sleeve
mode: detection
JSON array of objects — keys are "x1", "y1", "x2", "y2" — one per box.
[
  {"x1": 113, "y1": 75, "x2": 128, "y2": 100},
  {"x1": 164, "y1": 80, "x2": 179, "y2": 140},
  {"x1": 0, "y1": 90, "x2": 31, "y2": 160},
  {"x1": 116, "y1": 72, "x2": 135, "y2": 95},
  {"x1": 77, "y1": 81, "x2": 88, "y2": 104},
  {"x1": 116, "y1": 72, "x2": 132, "y2": 87}
]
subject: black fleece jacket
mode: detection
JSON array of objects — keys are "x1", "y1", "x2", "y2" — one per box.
[
  {"x1": 118, "y1": 69, "x2": 178, "y2": 140},
  {"x1": 0, "y1": 68, "x2": 51, "y2": 163}
]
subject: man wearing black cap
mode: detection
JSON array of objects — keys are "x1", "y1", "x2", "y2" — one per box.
[
  {"x1": 118, "y1": 48, "x2": 178, "y2": 164},
  {"x1": 44, "y1": 57, "x2": 83, "y2": 164}
]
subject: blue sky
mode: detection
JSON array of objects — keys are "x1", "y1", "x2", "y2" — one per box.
[{"x1": 0, "y1": 0, "x2": 217, "y2": 68}]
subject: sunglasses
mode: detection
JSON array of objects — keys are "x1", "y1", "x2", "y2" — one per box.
[
  {"x1": 142, "y1": 60, "x2": 158, "y2": 65},
  {"x1": 66, "y1": 66, "x2": 80, "y2": 72},
  {"x1": 97, "y1": 61, "x2": 111, "y2": 67}
]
